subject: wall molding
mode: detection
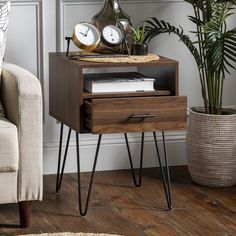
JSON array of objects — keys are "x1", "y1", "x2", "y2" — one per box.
[
  {"x1": 56, "y1": 0, "x2": 185, "y2": 51},
  {"x1": 10, "y1": 0, "x2": 44, "y2": 118},
  {"x1": 10, "y1": 0, "x2": 43, "y2": 85},
  {"x1": 59, "y1": 0, "x2": 184, "y2": 3},
  {"x1": 44, "y1": 132, "x2": 186, "y2": 150},
  {"x1": 54, "y1": 0, "x2": 188, "y2": 148},
  {"x1": 49, "y1": 0, "x2": 189, "y2": 175},
  {"x1": 43, "y1": 132, "x2": 187, "y2": 175}
]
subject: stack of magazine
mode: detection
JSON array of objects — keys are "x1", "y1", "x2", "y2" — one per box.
[{"x1": 83, "y1": 72, "x2": 155, "y2": 93}]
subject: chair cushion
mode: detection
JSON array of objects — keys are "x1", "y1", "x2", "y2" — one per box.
[
  {"x1": 0, "y1": 117, "x2": 18, "y2": 172},
  {"x1": 0, "y1": 1, "x2": 10, "y2": 118}
]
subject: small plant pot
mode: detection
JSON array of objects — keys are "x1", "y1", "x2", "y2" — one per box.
[{"x1": 131, "y1": 43, "x2": 148, "y2": 55}]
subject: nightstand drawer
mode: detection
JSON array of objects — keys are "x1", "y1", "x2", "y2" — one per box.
[{"x1": 85, "y1": 96, "x2": 187, "y2": 134}]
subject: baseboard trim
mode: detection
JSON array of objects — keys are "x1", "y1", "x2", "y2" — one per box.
[
  {"x1": 44, "y1": 131, "x2": 186, "y2": 149},
  {"x1": 43, "y1": 131, "x2": 187, "y2": 175}
]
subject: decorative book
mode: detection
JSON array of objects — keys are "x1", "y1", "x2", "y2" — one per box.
[{"x1": 83, "y1": 72, "x2": 155, "y2": 93}]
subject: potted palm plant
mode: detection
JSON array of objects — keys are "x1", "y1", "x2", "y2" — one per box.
[{"x1": 144, "y1": 0, "x2": 236, "y2": 187}]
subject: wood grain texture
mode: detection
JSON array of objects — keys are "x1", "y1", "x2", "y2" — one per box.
[
  {"x1": 53, "y1": 52, "x2": 178, "y2": 68},
  {"x1": 49, "y1": 53, "x2": 82, "y2": 132},
  {"x1": 49, "y1": 52, "x2": 183, "y2": 133},
  {"x1": 85, "y1": 96, "x2": 187, "y2": 134},
  {"x1": 83, "y1": 90, "x2": 172, "y2": 99},
  {"x1": 137, "y1": 64, "x2": 178, "y2": 96},
  {"x1": 0, "y1": 167, "x2": 236, "y2": 236}
]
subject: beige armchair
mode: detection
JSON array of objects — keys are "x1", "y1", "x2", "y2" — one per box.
[{"x1": 0, "y1": 62, "x2": 43, "y2": 228}]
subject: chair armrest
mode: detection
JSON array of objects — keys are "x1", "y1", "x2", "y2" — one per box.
[{"x1": 1, "y1": 62, "x2": 43, "y2": 201}]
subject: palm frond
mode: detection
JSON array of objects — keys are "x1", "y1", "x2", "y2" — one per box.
[
  {"x1": 203, "y1": 2, "x2": 236, "y2": 75},
  {"x1": 203, "y1": 2, "x2": 235, "y2": 32},
  {"x1": 186, "y1": 0, "x2": 213, "y2": 22},
  {"x1": 188, "y1": 15, "x2": 203, "y2": 26},
  {"x1": 145, "y1": 17, "x2": 203, "y2": 68},
  {"x1": 144, "y1": 1, "x2": 236, "y2": 114}
]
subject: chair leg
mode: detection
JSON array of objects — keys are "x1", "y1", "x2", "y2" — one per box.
[{"x1": 18, "y1": 201, "x2": 31, "y2": 228}]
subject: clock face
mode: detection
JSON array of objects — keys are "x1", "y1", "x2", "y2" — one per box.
[
  {"x1": 102, "y1": 25, "x2": 123, "y2": 46},
  {"x1": 73, "y1": 23, "x2": 100, "y2": 51}
]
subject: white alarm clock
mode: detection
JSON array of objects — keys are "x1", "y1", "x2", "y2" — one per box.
[
  {"x1": 72, "y1": 22, "x2": 101, "y2": 51},
  {"x1": 101, "y1": 25, "x2": 124, "y2": 47}
]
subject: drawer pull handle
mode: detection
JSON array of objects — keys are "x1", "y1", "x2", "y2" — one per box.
[{"x1": 130, "y1": 114, "x2": 156, "y2": 119}]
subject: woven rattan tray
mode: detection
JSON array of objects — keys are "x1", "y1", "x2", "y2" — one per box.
[{"x1": 69, "y1": 51, "x2": 160, "y2": 63}]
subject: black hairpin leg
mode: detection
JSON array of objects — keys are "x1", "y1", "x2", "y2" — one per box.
[
  {"x1": 76, "y1": 133, "x2": 102, "y2": 216},
  {"x1": 153, "y1": 131, "x2": 172, "y2": 210},
  {"x1": 56, "y1": 124, "x2": 72, "y2": 193},
  {"x1": 56, "y1": 123, "x2": 63, "y2": 193},
  {"x1": 124, "y1": 132, "x2": 144, "y2": 187}
]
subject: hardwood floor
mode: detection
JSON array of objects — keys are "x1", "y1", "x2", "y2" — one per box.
[{"x1": 0, "y1": 166, "x2": 236, "y2": 236}]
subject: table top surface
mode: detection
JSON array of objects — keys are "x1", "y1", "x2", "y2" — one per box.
[{"x1": 49, "y1": 52, "x2": 178, "y2": 68}]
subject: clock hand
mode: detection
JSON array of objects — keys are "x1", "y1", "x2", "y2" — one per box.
[
  {"x1": 84, "y1": 27, "x2": 89, "y2": 37},
  {"x1": 110, "y1": 29, "x2": 115, "y2": 41},
  {"x1": 79, "y1": 31, "x2": 85, "y2": 36}
]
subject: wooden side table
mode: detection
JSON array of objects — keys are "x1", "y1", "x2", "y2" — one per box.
[{"x1": 49, "y1": 52, "x2": 187, "y2": 216}]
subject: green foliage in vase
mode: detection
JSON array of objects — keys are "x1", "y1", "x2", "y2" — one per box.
[
  {"x1": 132, "y1": 23, "x2": 147, "y2": 44},
  {"x1": 144, "y1": 0, "x2": 236, "y2": 114}
]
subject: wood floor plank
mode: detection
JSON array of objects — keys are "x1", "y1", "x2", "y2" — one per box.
[{"x1": 0, "y1": 166, "x2": 235, "y2": 236}]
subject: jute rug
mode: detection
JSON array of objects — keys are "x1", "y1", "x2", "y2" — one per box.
[{"x1": 18, "y1": 233, "x2": 122, "y2": 236}]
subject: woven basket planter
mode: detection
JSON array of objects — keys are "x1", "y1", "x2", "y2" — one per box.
[{"x1": 186, "y1": 108, "x2": 236, "y2": 187}]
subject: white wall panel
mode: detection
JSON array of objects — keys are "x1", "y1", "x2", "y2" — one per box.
[
  {"x1": 5, "y1": 0, "x2": 43, "y2": 84},
  {"x1": 4, "y1": 0, "x2": 236, "y2": 174},
  {"x1": 58, "y1": 0, "x2": 203, "y2": 107}
]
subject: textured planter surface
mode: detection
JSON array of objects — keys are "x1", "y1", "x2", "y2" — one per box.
[{"x1": 187, "y1": 108, "x2": 236, "y2": 187}]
